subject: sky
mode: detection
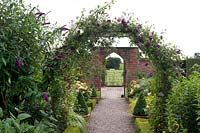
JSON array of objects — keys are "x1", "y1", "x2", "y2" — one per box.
[{"x1": 25, "y1": 0, "x2": 200, "y2": 57}]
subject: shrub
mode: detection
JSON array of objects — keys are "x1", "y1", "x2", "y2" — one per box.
[
  {"x1": 133, "y1": 93, "x2": 147, "y2": 116},
  {"x1": 83, "y1": 91, "x2": 90, "y2": 101},
  {"x1": 74, "y1": 91, "x2": 89, "y2": 115},
  {"x1": 0, "y1": 107, "x2": 56, "y2": 133},
  {"x1": 90, "y1": 84, "x2": 97, "y2": 97},
  {"x1": 0, "y1": 0, "x2": 60, "y2": 118},
  {"x1": 166, "y1": 71, "x2": 200, "y2": 132}
]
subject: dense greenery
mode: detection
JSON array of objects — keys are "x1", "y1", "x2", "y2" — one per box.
[
  {"x1": 0, "y1": 0, "x2": 191, "y2": 132},
  {"x1": 90, "y1": 84, "x2": 97, "y2": 98},
  {"x1": 133, "y1": 93, "x2": 147, "y2": 116},
  {"x1": 166, "y1": 66, "x2": 200, "y2": 132},
  {"x1": 186, "y1": 58, "x2": 200, "y2": 75},
  {"x1": 106, "y1": 57, "x2": 121, "y2": 69}
]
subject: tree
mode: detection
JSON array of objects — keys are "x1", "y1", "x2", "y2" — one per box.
[
  {"x1": 106, "y1": 57, "x2": 121, "y2": 69},
  {"x1": 194, "y1": 52, "x2": 200, "y2": 58}
]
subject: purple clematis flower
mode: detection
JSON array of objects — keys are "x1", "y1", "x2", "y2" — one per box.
[
  {"x1": 145, "y1": 42, "x2": 151, "y2": 48},
  {"x1": 121, "y1": 19, "x2": 128, "y2": 28},
  {"x1": 54, "y1": 53, "x2": 65, "y2": 60},
  {"x1": 17, "y1": 58, "x2": 22, "y2": 69},
  {"x1": 59, "y1": 25, "x2": 69, "y2": 31},
  {"x1": 35, "y1": 12, "x2": 45, "y2": 17},
  {"x1": 138, "y1": 24, "x2": 142, "y2": 29},
  {"x1": 148, "y1": 35, "x2": 153, "y2": 41},
  {"x1": 43, "y1": 92, "x2": 48, "y2": 102},
  {"x1": 137, "y1": 42, "x2": 142, "y2": 48},
  {"x1": 117, "y1": 18, "x2": 121, "y2": 22},
  {"x1": 154, "y1": 42, "x2": 160, "y2": 48},
  {"x1": 176, "y1": 49, "x2": 181, "y2": 54}
]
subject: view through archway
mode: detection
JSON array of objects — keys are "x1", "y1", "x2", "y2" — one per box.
[{"x1": 105, "y1": 52, "x2": 124, "y2": 86}]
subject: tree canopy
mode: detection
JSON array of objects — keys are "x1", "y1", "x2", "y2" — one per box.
[{"x1": 106, "y1": 57, "x2": 121, "y2": 69}]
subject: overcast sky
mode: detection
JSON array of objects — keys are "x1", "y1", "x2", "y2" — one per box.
[{"x1": 26, "y1": 0, "x2": 200, "y2": 57}]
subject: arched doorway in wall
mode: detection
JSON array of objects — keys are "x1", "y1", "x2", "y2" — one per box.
[{"x1": 105, "y1": 52, "x2": 124, "y2": 87}]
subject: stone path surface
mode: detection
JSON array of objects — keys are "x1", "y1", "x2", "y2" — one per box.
[{"x1": 87, "y1": 87, "x2": 135, "y2": 133}]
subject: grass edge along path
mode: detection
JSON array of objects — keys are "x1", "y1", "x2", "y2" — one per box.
[{"x1": 129, "y1": 98, "x2": 153, "y2": 133}]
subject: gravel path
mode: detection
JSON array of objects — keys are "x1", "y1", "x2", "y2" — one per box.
[{"x1": 87, "y1": 87, "x2": 135, "y2": 133}]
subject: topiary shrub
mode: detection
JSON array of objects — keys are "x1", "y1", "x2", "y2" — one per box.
[
  {"x1": 83, "y1": 91, "x2": 90, "y2": 101},
  {"x1": 90, "y1": 84, "x2": 97, "y2": 98},
  {"x1": 75, "y1": 91, "x2": 89, "y2": 115},
  {"x1": 133, "y1": 93, "x2": 147, "y2": 116}
]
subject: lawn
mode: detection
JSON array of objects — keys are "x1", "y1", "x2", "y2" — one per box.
[{"x1": 105, "y1": 69, "x2": 123, "y2": 86}]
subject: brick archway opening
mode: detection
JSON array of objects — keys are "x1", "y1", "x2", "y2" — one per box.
[
  {"x1": 104, "y1": 52, "x2": 124, "y2": 87},
  {"x1": 93, "y1": 47, "x2": 154, "y2": 96}
]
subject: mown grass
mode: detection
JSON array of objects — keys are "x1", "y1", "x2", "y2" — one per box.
[
  {"x1": 129, "y1": 98, "x2": 153, "y2": 133},
  {"x1": 105, "y1": 69, "x2": 123, "y2": 86}
]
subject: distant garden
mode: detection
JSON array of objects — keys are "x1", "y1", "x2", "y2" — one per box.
[{"x1": 0, "y1": 0, "x2": 199, "y2": 133}]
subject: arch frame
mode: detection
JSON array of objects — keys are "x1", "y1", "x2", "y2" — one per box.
[{"x1": 49, "y1": 2, "x2": 183, "y2": 131}]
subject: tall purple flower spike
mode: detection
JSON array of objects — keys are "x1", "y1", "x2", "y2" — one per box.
[
  {"x1": 43, "y1": 92, "x2": 48, "y2": 102},
  {"x1": 17, "y1": 58, "x2": 22, "y2": 69}
]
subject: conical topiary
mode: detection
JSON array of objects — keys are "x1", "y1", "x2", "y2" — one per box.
[
  {"x1": 133, "y1": 93, "x2": 147, "y2": 116},
  {"x1": 83, "y1": 91, "x2": 90, "y2": 101},
  {"x1": 90, "y1": 84, "x2": 97, "y2": 97},
  {"x1": 76, "y1": 91, "x2": 88, "y2": 115}
]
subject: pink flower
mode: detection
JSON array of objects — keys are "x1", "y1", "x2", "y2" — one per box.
[
  {"x1": 17, "y1": 58, "x2": 22, "y2": 69},
  {"x1": 43, "y1": 92, "x2": 48, "y2": 102}
]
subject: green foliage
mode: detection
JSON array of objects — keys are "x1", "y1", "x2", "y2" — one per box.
[
  {"x1": 0, "y1": 0, "x2": 60, "y2": 117},
  {"x1": 186, "y1": 58, "x2": 200, "y2": 75},
  {"x1": 106, "y1": 57, "x2": 121, "y2": 70},
  {"x1": 83, "y1": 91, "x2": 90, "y2": 101},
  {"x1": 74, "y1": 91, "x2": 89, "y2": 115},
  {"x1": 134, "y1": 118, "x2": 152, "y2": 133},
  {"x1": 90, "y1": 84, "x2": 97, "y2": 97},
  {"x1": 0, "y1": 111, "x2": 55, "y2": 133},
  {"x1": 127, "y1": 78, "x2": 152, "y2": 98},
  {"x1": 133, "y1": 93, "x2": 147, "y2": 116},
  {"x1": 135, "y1": 71, "x2": 148, "y2": 79},
  {"x1": 66, "y1": 112, "x2": 86, "y2": 133},
  {"x1": 64, "y1": 126, "x2": 81, "y2": 133},
  {"x1": 0, "y1": 0, "x2": 184, "y2": 132},
  {"x1": 166, "y1": 72, "x2": 200, "y2": 132}
]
